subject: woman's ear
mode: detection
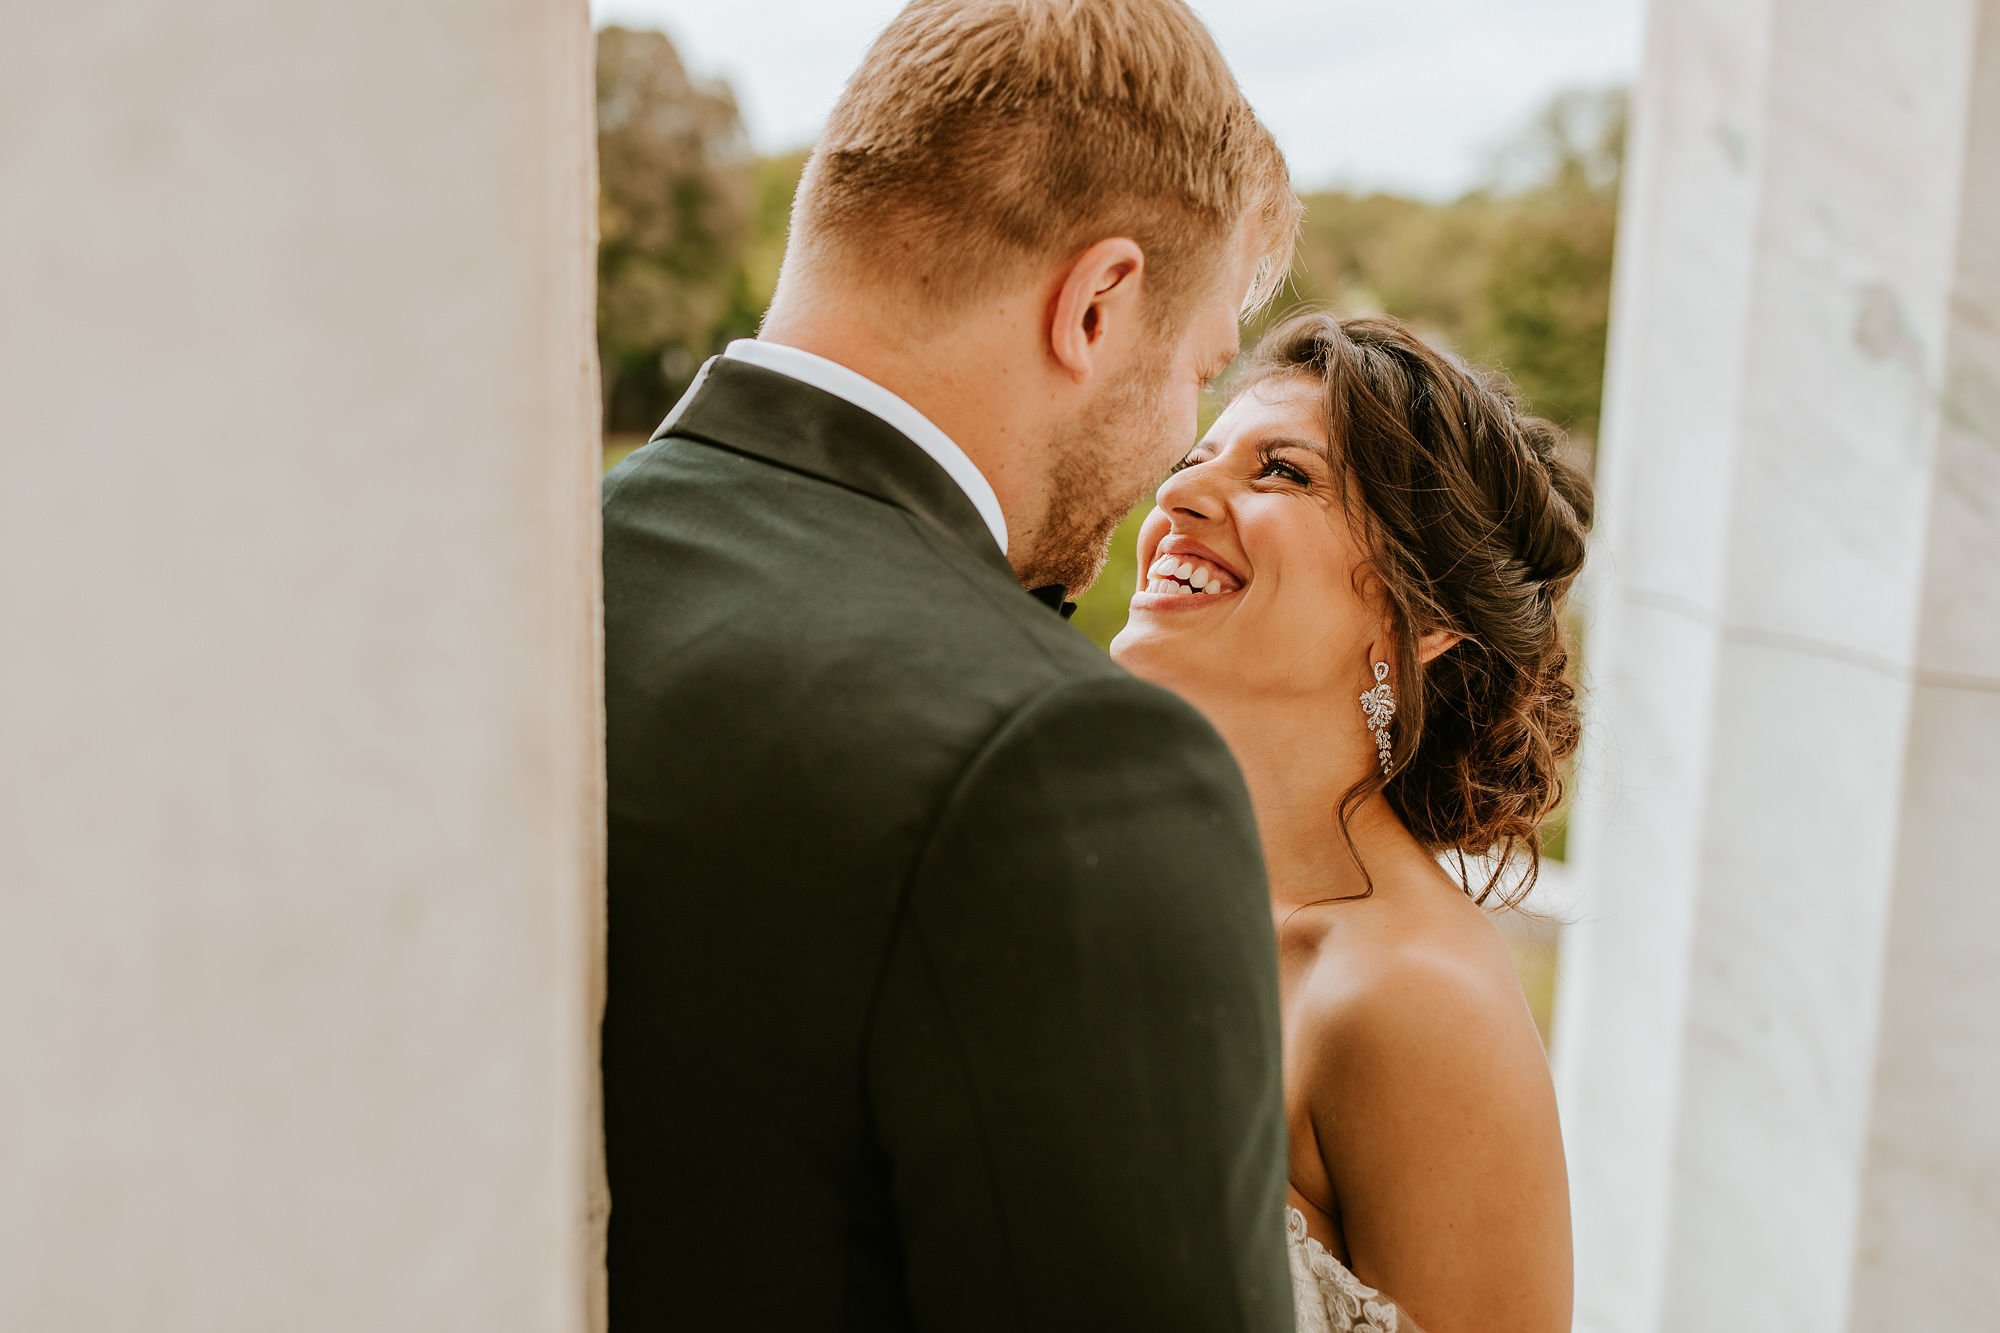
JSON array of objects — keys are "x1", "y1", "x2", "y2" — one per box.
[
  {"x1": 1417, "y1": 628, "x2": 1462, "y2": 665},
  {"x1": 1047, "y1": 237, "x2": 1144, "y2": 384}
]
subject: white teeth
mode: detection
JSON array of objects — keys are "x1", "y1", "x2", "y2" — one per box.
[{"x1": 1144, "y1": 551, "x2": 1241, "y2": 597}]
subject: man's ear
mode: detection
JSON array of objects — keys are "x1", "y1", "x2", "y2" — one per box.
[{"x1": 1047, "y1": 237, "x2": 1145, "y2": 384}]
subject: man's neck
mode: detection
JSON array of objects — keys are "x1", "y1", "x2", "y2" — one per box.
[{"x1": 759, "y1": 301, "x2": 1044, "y2": 576}]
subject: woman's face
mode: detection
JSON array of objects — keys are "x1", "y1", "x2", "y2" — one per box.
[{"x1": 1111, "y1": 375, "x2": 1383, "y2": 714}]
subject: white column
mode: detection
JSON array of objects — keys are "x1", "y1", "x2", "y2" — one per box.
[
  {"x1": 1847, "y1": 5, "x2": 2000, "y2": 1325},
  {"x1": 0, "y1": 3, "x2": 603, "y2": 1331},
  {"x1": 1548, "y1": 0, "x2": 1777, "y2": 1323},
  {"x1": 1556, "y1": 0, "x2": 2000, "y2": 1328}
]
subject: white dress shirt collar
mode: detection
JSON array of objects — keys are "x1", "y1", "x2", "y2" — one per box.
[{"x1": 721, "y1": 339, "x2": 1008, "y2": 555}]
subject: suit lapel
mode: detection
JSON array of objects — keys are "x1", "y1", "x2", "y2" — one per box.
[
  {"x1": 651, "y1": 355, "x2": 717, "y2": 439},
  {"x1": 653, "y1": 357, "x2": 1009, "y2": 573}
]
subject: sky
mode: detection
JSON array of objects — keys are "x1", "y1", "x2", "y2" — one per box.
[{"x1": 588, "y1": 0, "x2": 1648, "y2": 200}]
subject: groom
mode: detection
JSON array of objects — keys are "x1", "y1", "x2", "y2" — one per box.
[{"x1": 601, "y1": 0, "x2": 1301, "y2": 1325}]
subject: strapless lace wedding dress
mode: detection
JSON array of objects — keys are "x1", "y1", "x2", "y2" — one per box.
[{"x1": 1286, "y1": 1206, "x2": 1401, "y2": 1332}]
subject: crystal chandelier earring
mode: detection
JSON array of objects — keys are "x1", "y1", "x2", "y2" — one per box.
[{"x1": 1359, "y1": 661, "x2": 1396, "y2": 776}]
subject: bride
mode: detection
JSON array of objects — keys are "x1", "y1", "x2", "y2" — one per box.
[{"x1": 1112, "y1": 311, "x2": 1589, "y2": 1332}]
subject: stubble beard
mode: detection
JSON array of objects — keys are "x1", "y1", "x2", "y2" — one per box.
[{"x1": 1016, "y1": 358, "x2": 1176, "y2": 598}]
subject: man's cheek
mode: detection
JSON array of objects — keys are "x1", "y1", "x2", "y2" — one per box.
[{"x1": 1166, "y1": 393, "x2": 1197, "y2": 455}]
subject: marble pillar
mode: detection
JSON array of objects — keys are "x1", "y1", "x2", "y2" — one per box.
[
  {"x1": 1554, "y1": 0, "x2": 2000, "y2": 1329},
  {"x1": 0, "y1": 3, "x2": 604, "y2": 1331},
  {"x1": 1845, "y1": 5, "x2": 2000, "y2": 1324}
]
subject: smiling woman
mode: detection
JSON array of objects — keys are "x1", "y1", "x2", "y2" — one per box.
[
  {"x1": 1116, "y1": 313, "x2": 1591, "y2": 905},
  {"x1": 1109, "y1": 310, "x2": 1590, "y2": 1332}
]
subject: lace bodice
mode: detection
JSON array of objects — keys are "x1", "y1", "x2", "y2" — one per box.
[{"x1": 1286, "y1": 1207, "x2": 1401, "y2": 1333}]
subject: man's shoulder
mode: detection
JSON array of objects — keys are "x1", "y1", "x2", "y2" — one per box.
[{"x1": 602, "y1": 434, "x2": 1142, "y2": 779}]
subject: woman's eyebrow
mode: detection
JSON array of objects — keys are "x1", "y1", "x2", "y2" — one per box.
[{"x1": 1260, "y1": 436, "x2": 1329, "y2": 458}]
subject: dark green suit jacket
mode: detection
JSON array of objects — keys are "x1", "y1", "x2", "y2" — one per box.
[{"x1": 601, "y1": 357, "x2": 1290, "y2": 1329}]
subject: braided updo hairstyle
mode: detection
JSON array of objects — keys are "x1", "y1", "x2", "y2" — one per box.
[{"x1": 1234, "y1": 312, "x2": 1594, "y2": 905}]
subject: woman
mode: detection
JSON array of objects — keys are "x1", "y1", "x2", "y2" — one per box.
[{"x1": 1112, "y1": 312, "x2": 1591, "y2": 1332}]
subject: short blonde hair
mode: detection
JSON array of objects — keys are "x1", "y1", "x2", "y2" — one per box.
[{"x1": 794, "y1": 0, "x2": 1299, "y2": 321}]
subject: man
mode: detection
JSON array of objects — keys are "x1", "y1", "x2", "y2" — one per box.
[{"x1": 601, "y1": 1, "x2": 1301, "y2": 1325}]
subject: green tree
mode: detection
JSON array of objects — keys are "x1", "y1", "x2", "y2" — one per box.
[
  {"x1": 1278, "y1": 87, "x2": 1627, "y2": 448},
  {"x1": 1473, "y1": 87, "x2": 1626, "y2": 442},
  {"x1": 740, "y1": 150, "x2": 810, "y2": 320},
  {"x1": 1474, "y1": 191, "x2": 1617, "y2": 441},
  {"x1": 1485, "y1": 86, "x2": 1628, "y2": 199},
  {"x1": 596, "y1": 26, "x2": 755, "y2": 434}
]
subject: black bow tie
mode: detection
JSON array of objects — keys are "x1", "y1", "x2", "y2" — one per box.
[{"x1": 1029, "y1": 584, "x2": 1079, "y2": 620}]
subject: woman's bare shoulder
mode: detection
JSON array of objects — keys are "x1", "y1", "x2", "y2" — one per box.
[
  {"x1": 1287, "y1": 866, "x2": 1573, "y2": 1330},
  {"x1": 1289, "y1": 867, "x2": 1547, "y2": 1094}
]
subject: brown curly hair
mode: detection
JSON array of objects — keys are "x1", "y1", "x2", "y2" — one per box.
[{"x1": 1233, "y1": 311, "x2": 1594, "y2": 906}]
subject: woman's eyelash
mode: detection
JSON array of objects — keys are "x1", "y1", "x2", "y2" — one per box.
[
  {"x1": 1169, "y1": 450, "x2": 1312, "y2": 484},
  {"x1": 1257, "y1": 450, "x2": 1311, "y2": 485}
]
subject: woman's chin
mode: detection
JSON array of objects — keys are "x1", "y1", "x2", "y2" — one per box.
[
  {"x1": 1110, "y1": 617, "x2": 1187, "y2": 689},
  {"x1": 1107, "y1": 620, "x2": 1147, "y2": 671},
  {"x1": 1112, "y1": 634, "x2": 1234, "y2": 738},
  {"x1": 1108, "y1": 624, "x2": 1137, "y2": 668}
]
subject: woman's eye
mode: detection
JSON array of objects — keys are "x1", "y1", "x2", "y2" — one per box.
[
  {"x1": 1260, "y1": 458, "x2": 1310, "y2": 485},
  {"x1": 1168, "y1": 454, "x2": 1202, "y2": 476}
]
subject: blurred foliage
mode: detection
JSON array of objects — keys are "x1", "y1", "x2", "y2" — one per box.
[
  {"x1": 744, "y1": 151, "x2": 811, "y2": 315},
  {"x1": 596, "y1": 26, "x2": 759, "y2": 434},
  {"x1": 1256, "y1": 86, "x2": 1627, "y2": 445},
  {"x1": 1068, "y1": 506, "x2": 1152, "y2": 652},
  {"x1": 1485, "y1": 86, "x2": 1629, "y2": 199},
  {"x1": 1271, "y1": 190, "x2": 1615, "y2": 442}
]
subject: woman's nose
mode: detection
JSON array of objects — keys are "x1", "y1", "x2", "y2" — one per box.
[{"x1": 1156, "y1": 458, "x2": 1220, "y2": 522}]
